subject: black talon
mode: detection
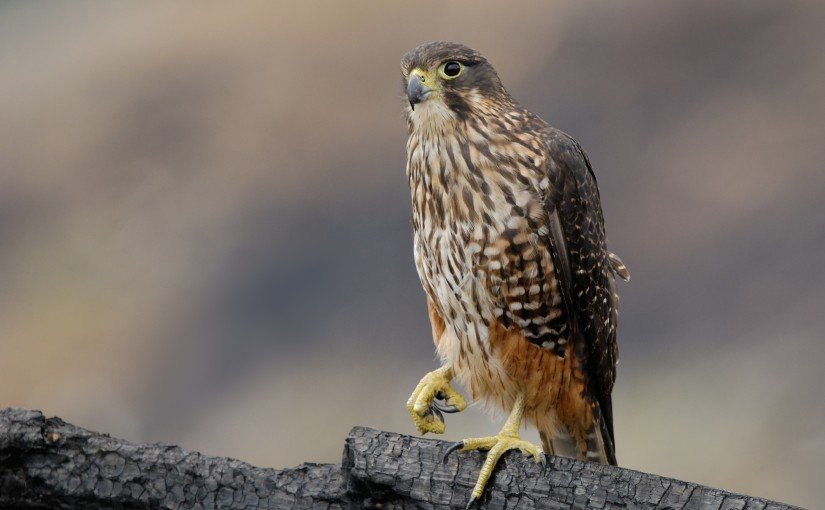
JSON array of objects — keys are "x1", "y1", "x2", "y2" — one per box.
[
  {"x1": 431, "y1": 400, "x2": 460, "y2": 413},
  {"x1": 423, "y1": 405, "x2": 445, "y2": 425},
  {"x1": 443, "y1": 441, "x2": 464, "y2": 463},
  {"x1": 540, "y1": 452, "x2": 548, "y2": 468},
  {"x1": 465, "y1": 496, "x2": 477, "y2": 510}
]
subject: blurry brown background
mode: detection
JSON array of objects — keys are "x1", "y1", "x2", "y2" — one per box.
[{"x1": 1, "y1": 1, "x2": 823, "y2": 507}]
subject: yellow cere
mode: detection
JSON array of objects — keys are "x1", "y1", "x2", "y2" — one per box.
[{"x1": 409, "y1": 67, "x2": 439, "y2": 89}]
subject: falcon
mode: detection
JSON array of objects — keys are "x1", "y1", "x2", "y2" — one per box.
[{"x1": 401, "y1": 41, "x2": 630, "y2": 504}]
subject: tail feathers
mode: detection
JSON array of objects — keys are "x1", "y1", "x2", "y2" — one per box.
[
  {"x1": 585, "y1": 418, "x2": 616, "y2": 465},
  {"x1": 539, "y1": 413, "x2": 616, "y2": 466},
  {"x1": 540, "y1": 429, "x2": 578, "y2": 460},
  {"x1": 592, "y1": 397, "x2": 617, "y2": 465}
]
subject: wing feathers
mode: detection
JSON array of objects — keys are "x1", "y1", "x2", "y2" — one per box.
[
  {"x1": 608, "y1": 252, "x2": 630, "y2": 282},
  {"x1": 542, "y1": 129, "x2": 621, "y2": 462}
]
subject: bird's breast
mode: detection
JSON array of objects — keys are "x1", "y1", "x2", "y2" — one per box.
[
  {"x1": 406, "y1": 128, "x2": 570, "y2": 411},
  {"x1": 407, "y1": 134, "x2": 505, "y2": 346}
]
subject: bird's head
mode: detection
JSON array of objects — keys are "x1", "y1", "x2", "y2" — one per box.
[{"x1": 400, "y1": 42, "x2": 507, "y2": 127}]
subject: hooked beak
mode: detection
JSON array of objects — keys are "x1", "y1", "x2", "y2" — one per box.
[{"x1": 407, "y1": 75, "x2": 432, "y2": 110}]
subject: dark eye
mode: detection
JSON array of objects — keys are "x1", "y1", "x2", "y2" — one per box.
[{"x1": 440, "y1": 61, "x2": 463, "y2": 80}]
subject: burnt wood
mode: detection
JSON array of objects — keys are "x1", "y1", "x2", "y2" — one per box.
[{"x1": 0, "y1": 408, "x2": 801, "y2": 509}]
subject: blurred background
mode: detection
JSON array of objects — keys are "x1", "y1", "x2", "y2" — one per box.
[{"x1": 1, "y1": 1, "x2": 823, "y2": 507}]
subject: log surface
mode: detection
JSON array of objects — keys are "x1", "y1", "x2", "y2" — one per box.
[{"x1": 0, "y1": 408, "x2": 802, "y2": 509}]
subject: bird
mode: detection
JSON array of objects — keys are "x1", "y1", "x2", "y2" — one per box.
[{"x1": 401, "y1": 41, "x2": 630, "y2": 505}]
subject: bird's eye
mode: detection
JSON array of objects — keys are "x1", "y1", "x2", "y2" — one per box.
[{"x1": 439, "y1": 61, "x2": 463, "y2": 80}]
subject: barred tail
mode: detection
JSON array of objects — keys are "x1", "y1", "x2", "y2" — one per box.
[{"x1": 539, "y1": 405, "x2": 616, "y2": 466}]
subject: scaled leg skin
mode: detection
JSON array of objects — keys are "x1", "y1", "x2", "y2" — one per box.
[
  {"x1": 444, "y1": 392, "x2": 545, "y2": 507},
  {"x1": 406, "y1": 365, "x2": 467, "y2": 434}
]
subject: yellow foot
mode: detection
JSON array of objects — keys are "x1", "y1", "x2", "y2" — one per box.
[
  {"x1": 406, "y1": 366, "x2": 466, "y2": 435},
  {"x1": 444, "y1": 432, "x2": 546, "y2": 508}
]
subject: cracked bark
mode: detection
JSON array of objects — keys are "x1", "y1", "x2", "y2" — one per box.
[{"x1": 0, "y1": 408, "x2": 802, "y2": 509}]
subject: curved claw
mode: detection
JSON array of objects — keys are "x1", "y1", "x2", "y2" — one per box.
[
  {"x1": 407, "y1": 367, "x2": 466, "y2": 435},
  {"x1": 540, "y1": 452, "x2": 548, "y2": 469},
  {"x1": 443, "y1": 441, "x2": 464, "y2": 463},
  {"x1": 431, "y1": 400, "x2": 461, "y2": 413},
  {"x1": 465, "y1": 496, "x2": 477, "y2": 510},
  {"x1": 429, "y1": 406, "x2": 445, "y2": 424},
  {"x1": 432, "y1": 389, "x2": 461, "y2": 413}
]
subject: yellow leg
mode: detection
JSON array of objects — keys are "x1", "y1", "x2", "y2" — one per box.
[
  {"x1": 444, "y1": 392, "x2": 545, "y2": 507},
  {"x1": 406, "y1": 366, "x2": 467, "y2": 435}
]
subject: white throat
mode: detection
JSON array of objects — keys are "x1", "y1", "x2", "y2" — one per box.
[{"x1": 408, "y1": 98, "x2": 457, "y2": 138}]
